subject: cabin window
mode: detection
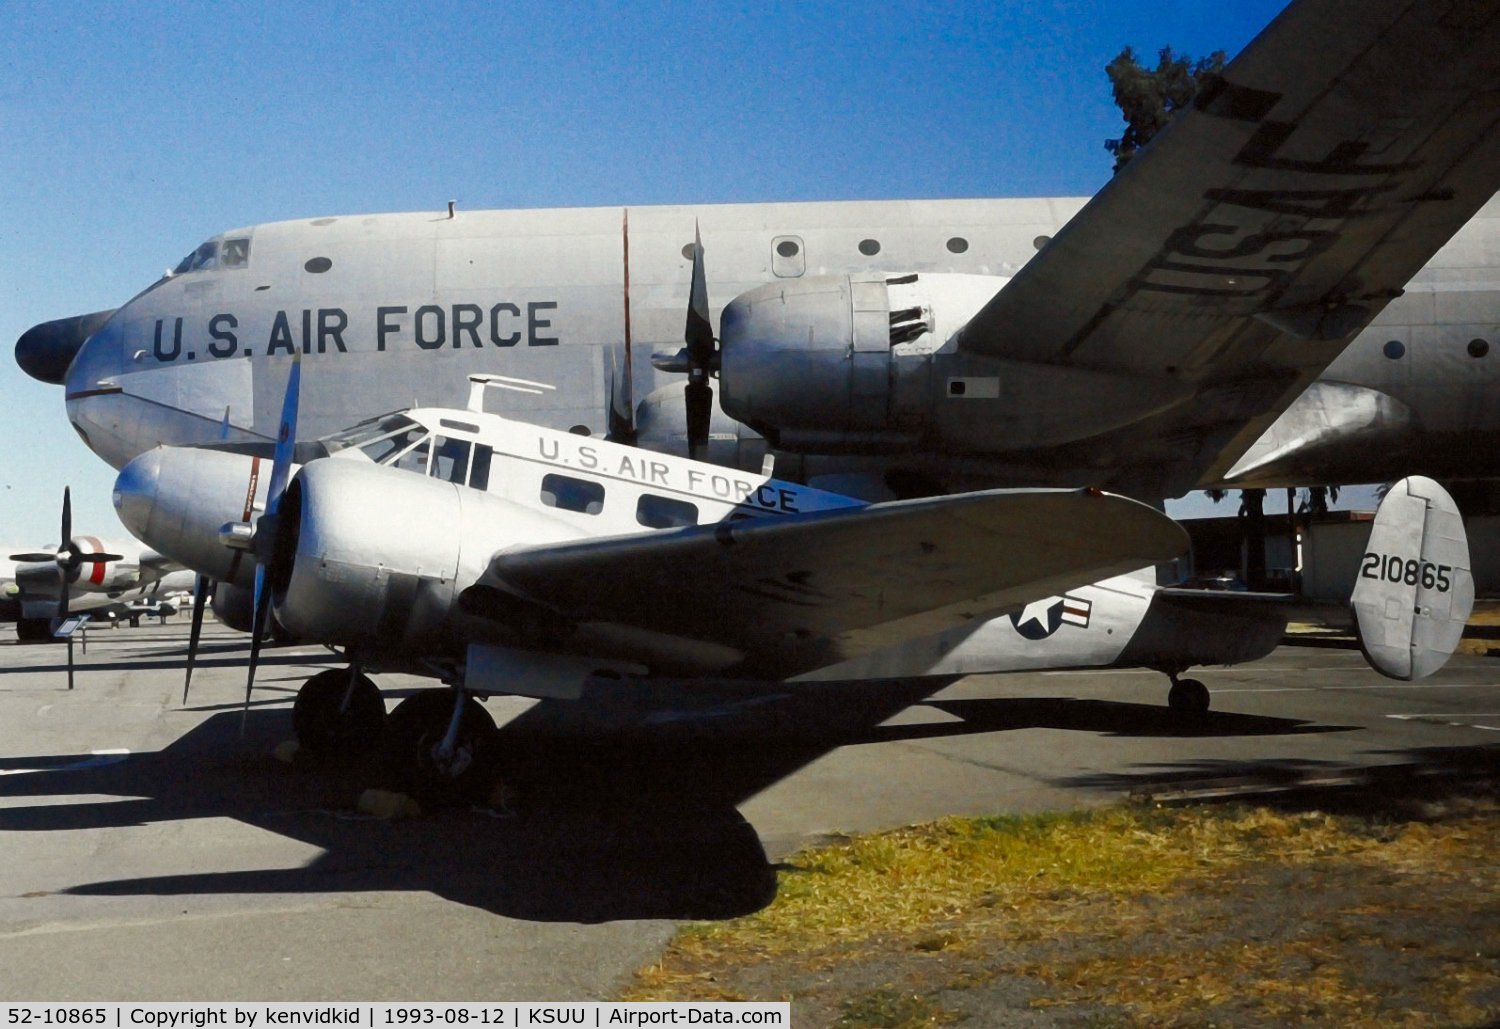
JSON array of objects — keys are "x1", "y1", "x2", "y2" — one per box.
[
  {"x1": 431, "y1": 437, "x2": 472, "y2": 483},
  {"x1": 470, "y1": 445, "x2": 493, "y2": 491},
  {"x1": 772, "y1": 235, "x2": 805, "y2": 278},
  {"x1": 636, "y1": 494, "x2": 698, "y2": 529},
  {"x1": 541, "y1": 473, "x2": 604, "y2": 515},
  {"x1": 1383, "y1": 339, "x2": 1406, "y2": 359},
  {"x1": 858, "y1": 238, "x2": 881, "y2": 256},
  {"x1": 1469, "y1": 338, "x2": 1490, "y2": 358},
  {"x1": 946, "y1": 236, "x2": 969, "y2": 254}
]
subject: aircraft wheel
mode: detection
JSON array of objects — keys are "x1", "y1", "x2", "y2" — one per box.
[
  {"x1": 15, "y1": 618, "x2": 54, "y2": 643},
  {"x1": 1168, "y1": 677, "x2": 1211, "y2": 714},
  {"x1": 383, "y1": 689, "x2": 498, "y2": 799},
  {"x1": 292, "y1": 668, "x2": 387, "y2": 756}
]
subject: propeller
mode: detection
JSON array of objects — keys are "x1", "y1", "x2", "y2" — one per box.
[
  {"x1": 10, "y1": 487, "x2": 123, "y2": 620},
  {"x1": 683, "y1": 225, "x2": 716, "y2": 461},
  {"x1": 182, "y1": 573, "x2": 210, "y2": 704},
  {"x1": 650, "y1": 223, "x2": 718, "y2": 460},
  {"x1": 242, "y1": 352, "x2": 302, "y2": 731}
]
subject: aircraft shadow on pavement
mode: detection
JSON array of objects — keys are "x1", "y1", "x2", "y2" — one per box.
[
  {"x1": 0, "y1": 676, "x2": 1356, "y2": 923},
  {"x1": 1056, "y1": 741, "x2": 1500, "y2": 812}
]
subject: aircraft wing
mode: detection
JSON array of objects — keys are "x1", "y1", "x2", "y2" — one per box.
[
  {"x1": 472, "y1": 489, "x2": 1187, "y2": 678},
  {"x1": 958, "y1": 0, "x2": 1500, "y2": 494}
]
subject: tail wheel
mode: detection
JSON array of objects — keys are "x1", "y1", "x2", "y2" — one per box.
[
  {"x1": 383, "y1": 689, "x2": 498, "y2": 799},
  {"x1": 1168, "y1": 677, "x2": 1211, "y2": 714},
  {"x1": 292, "y1": 668, "x2": 387, "y2": 756}
]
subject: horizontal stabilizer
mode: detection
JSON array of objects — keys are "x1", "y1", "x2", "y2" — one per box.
[{"x1": 1352, "y1": 476, "x2": 1473, "y2": 681}]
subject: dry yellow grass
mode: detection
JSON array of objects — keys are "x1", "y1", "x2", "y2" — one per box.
[{"x1": 626, "y1": 801, "x2": 1500, "y2": 1027}]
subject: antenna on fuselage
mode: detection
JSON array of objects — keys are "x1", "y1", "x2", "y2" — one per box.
[{"x1": 467, "y1": 373, "x2": 558, "y2": 412}]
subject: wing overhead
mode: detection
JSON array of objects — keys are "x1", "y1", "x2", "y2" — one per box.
[
  {"x1": 958, "y1": 0, "x2": 1500, "y2": 494},
  {"x1": 470, "y1": 489, "x2": 1188, "y2": 679}
]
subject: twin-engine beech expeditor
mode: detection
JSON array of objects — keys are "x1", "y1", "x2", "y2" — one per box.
[
  {"x1": 113, "y1": 363, "x2": 1472, "y2": 796},
  {"x1": 114, "y1": 367, "x2": 1193, "y2": 792}
]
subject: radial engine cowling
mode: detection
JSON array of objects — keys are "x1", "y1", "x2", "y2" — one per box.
[
  {"x1": 271, "y1": 459, "x2": 580, "y2": 653},
  {"x1": 717, "y1": 273, "x2": 1005, "y2": 452}
]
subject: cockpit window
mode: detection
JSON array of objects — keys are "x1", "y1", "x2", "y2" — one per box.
[
  {"x1": 221, "y1": 238, "x2": 251, "y2": 268},
  {"x1": 172, "y1": 240, "x2": 219, "y2": 275},
  {"x1": 321, "y1": 414, "x2": 421, "y2": 458}
]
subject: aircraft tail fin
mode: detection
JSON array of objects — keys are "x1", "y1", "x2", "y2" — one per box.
[{"x1": 1351, "y1": 476, "x2": 1473, "y2": 681}]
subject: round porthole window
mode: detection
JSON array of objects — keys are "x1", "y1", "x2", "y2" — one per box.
[
  {"x1": 946, "y1": 237, "x2": 969, "y2": 253},
  {"x1": 1033, "y1": 235, "x2": 1051, "y2": 251},
  {"x1": 1469, "y1": 337, "x2": 1490, "y2": 358},
  {"x1": 304, "y1": 257, "x2": 332, "y2": 274},
  {"x1": 776, "y1": 239, "x2": 800, "y2": 258},
  {"x1": 1383, "y1": 339, "x2": 1406, "y2": 359},
  {"x1": 681, "y1": 243, "x2": 694, "y2": 260},
  {"x1": 858, "y1": 238, "x2": 881, "y2": 256}
]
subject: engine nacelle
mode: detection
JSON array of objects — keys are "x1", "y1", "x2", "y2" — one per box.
[
  {"x1": 717, "y1": 272, "x2": 1193, "y2": 455},
  {"x1": 114, "y1": 447, "x2": 276, "y2": 590},
  {"x1": 271, "y1": 459, "x2": 584, "y2": 652},
  {"x1": 717, "y1": 273, "x2": 1003, "y2": 450}
]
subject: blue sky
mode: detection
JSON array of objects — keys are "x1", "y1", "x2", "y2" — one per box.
[{"x1": 2, "y1": 0, "x2": 1348, "y2": 543}]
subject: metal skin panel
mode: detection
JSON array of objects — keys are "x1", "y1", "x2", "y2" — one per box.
[
  {"x1": 954, "y1": 0, "x2": 1500, "y2": 495},
  {"x1": 1352, "y1": 475, "x2": 1475, "y2": 680}
]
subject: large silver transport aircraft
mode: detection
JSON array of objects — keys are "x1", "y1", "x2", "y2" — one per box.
[{"x1": 19, "y1": 0, "x2": 1500, "y2": 502}]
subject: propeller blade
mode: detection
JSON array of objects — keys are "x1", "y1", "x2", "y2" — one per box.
[
  {"x1": 683, "y1": 223, "x2": 716, "y2": 461},
  {"x1": 74, "y1": 552, "x2": 123, "y2": 564},
  {"x1": 57, "y1": 577, "x2": 68, "y2": 621},
  {"x1": 685, "y1": 380, "x2": 713, "y2": 462},
  {"x1": 684, "y1": 223, "x2": 713, "y2": 363},
  {"x1": 60, "y1": 487, "x2": 71, "y2": 552},
  {"x1": 265, "y1": 352, "x2": 301, "y2": 509},
  {"x1": 242, "y1": 565, "x2": 271, "y2": 734},
  {"x1": 183, "y1": 574, "x2": 209, "y2": 705},
  {"x1": 8, "y1": 553, "x2": 55, "y2": 563}
]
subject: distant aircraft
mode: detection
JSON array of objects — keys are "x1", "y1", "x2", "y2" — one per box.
[{"x1": 0, "y1": 488, "x2": 192, "y2": 640}]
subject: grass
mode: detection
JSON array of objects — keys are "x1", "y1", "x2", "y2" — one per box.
[{"x1": 624, "y1": 799, "x2": 1500, "y2": 1027}]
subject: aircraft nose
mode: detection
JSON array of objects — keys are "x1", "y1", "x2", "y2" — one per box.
[
  {"x1": 112, "y1": 449, "x2": 163, "y2": 539},
  {"x1": 16, "y1": 309, "x2": 116, "y2": 385}
]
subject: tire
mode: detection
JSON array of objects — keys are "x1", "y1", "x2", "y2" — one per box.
[
  {"x1": 383, "y1": 689, "x2": 498, "y2": 799},
  {"x1": 1167, "y1": 677, "x2": 1211, "y2": 714},
  {"x1": 292, "y1": 668, "x2": 387, "y2": 756}
]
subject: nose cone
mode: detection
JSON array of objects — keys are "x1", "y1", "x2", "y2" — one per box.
[
  {"x1": 113, "y1": 449, "x2": 164, "y2": 540},
  {"x1": 16, "y1": 309, "x2": 116, "y2": 385}
]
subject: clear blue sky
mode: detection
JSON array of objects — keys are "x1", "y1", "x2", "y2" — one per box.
[{"x1": 3, "y1": 0, "x2": 1357, "y2": 544}]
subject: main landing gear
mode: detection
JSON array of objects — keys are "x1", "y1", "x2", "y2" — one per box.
[
  {"x1": 1166, "y1": 673, "x2": 1211, "y2": 714},
  {"x1": 290, "y1": 670, "x2": 498, "y2": 800},
  {"x1": 383, "y1": 688, "x2": 498, "y2": 798}
]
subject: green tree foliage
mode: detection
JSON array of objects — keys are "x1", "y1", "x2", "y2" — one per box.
[{"x1": 1105, "y1": 46, "x2": 1227, "y2": 173}]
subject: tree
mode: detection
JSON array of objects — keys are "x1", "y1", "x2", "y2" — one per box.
[{"x1": 1105, "y1": 46, "x2": 1227, "y2": 173}]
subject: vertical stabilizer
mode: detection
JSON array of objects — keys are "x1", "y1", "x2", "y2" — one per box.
[{"x1": 1352, "y1": 477, "x2": 1473, "y2": 681}]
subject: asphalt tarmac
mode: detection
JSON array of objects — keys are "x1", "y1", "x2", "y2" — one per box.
[{"x1": 0, "y1": 619, "x2": 1496, "y2": 1000}]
